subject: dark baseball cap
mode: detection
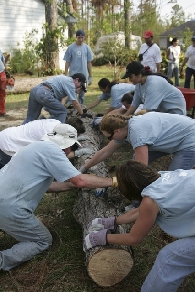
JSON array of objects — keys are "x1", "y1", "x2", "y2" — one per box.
[
  {"x1": 191, "y1": 36, "x2": 195, "y2": 41},
  {"x1": 71, "y1": 73, "x2": 87, "y2": 92},
  {"x1": 122, "y1": 61, "x2": 144, "y2": 79},
  {"x1": 76, "y1": 29, "x2": 85, "y2": 37}
]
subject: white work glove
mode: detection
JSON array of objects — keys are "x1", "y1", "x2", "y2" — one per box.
[
  {"x1": 75, "y1": 148, "x2": 94, "y2": 158},
  {"x1": 79, "y1": 166, "x2": 88, "y2": 173},
  {"x1": 88, "y1": 76, "x2": 92, "y2": 85}
]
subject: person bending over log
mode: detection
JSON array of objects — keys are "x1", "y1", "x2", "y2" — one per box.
[
  {"x1": 0, "y1": 125, "x2": 116, "y2": 271},
  {"x1": 84, "y1": 160, "x2": 195, "y2": 292},
  {"x1": 121, "y1": 61, "x2": 186, "y2": 116},
  {"x1": 0, "y1": 118, "x2": 90, "y2": 169},
  {"x1": 86, "y1": 78, "x2": 135, "y2": 114},
  {"x1": 80, "y1": 113, "x2": 195, "y2": 172}
]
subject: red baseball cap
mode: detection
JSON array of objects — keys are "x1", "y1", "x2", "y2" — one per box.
[{"x1": 143, "y1": 30, "x2": 154, "y2": 38}]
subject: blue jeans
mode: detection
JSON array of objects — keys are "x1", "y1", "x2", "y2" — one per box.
[
  {"x1": 0, "y1": 205, "x2": 52, "y2": 270},
  {"x1": 184, "y1": 67, "x2": 195, "y2": 89},
  {"x1": 23, "y1": 84, "x2": 67, "y2": 124},
  {"x1": 148, "y1": 150, "x2": 195, "y2": 170},
  {"x1": 0, "y1": 149, "x2": 11, "y2": 169},
  {"x1": 167, "y1": 62, "x2": 180, "y2": 86},
  {"x1": 78, "y1": 90, "x2": 85, "y2": 104},
  {"x1": 141, "y1": 236, "x2": 195, "y2": 292}
]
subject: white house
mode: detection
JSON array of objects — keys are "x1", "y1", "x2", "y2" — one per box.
[{"x1": 0, "y1": 0, "x2": 77, "y2": 70}]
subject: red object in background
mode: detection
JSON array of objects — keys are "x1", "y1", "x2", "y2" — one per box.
[{"x1": 177, "y1": 87, "x2": 195, "y2": 117}]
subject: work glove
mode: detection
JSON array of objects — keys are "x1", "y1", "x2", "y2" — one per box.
[
  {"x1": 112, "y1": 176, "x2": 118, "y2": 188},
  {"x1": 79, "y1": 166, "x2": 88, "y2": 173},
  {"x1": 75, "y1": 148, "x2": 94, "y2": 157},
  {"x1": 135, "y1": 109, "x2": 147, "y2": 116},
  {"x1": 83, "y1": 229, "x2": 110, "y2": 251},
  {"x1": 88, "y1": 76, "x2": 92, "y2": 85},
  {"x1": 94, "y1": 187, "x2": 108, "y2": 197},
  {"x1": 87, "y1": 217, "x2": 116, "y2": 233}
]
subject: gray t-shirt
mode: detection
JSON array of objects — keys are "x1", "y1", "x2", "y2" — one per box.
[
  {"x1": 0, "y1": 50, "x2": 5, "y2": 73},
  {"x1": 0, "y1": 141, "x2": 80, "y2": 211},
  {"x1": 98, "y1": 83, "x2": 135, "y2": 109},
  {"x1": 132, "y1": 75, "x2": 186, "y2": 115},
  {"x1": 127, "y1": 112, "x2": 195, "y2": 152},
  {"x1": 44, "y1": 75, "x2": 77, "y2": 103},
  {"x1": 142, "y1": 169, "x2": 195, "y2": 238},
  {"x1": 63, "y1": 43, "x2": 93, "y2": 80}
]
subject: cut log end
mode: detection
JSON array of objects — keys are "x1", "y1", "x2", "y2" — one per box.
[{"x1": 87, "y1": 248, "x2": 134, "y2": 287}]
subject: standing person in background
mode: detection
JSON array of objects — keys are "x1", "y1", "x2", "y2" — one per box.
[
  {"x1": 86, "y1": 78, "x2": 135, "y2": 113},
  {"x1": 138, "y1": 30, "x2": 162, "y2": 73},
  {"x1": 0, "y1": 49, "x2": 6, "y2": 116},
  {"x1": 166, "y1": 37, "x2": 181, "y2": 86},
  {"x1": 180, "y1": 35, "x2": 195, "y2": 89},
  {"x1": 64, "y1": 29, "x2": 93, "y2": 104}
]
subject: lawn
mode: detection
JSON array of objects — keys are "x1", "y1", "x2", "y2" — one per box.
[{"x1": 0, "y1": 66, "x2": 195, "y2": 292}]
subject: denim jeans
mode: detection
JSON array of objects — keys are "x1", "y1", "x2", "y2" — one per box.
[
  {"x1": 141, "y1": 236, "x2": 195, "y2": 292},
  {"x1": 167, "y1": 62, "x2": 180, "y2": 86},
  {"x1": 148, "y1": 150, "x2": 195, "y2": 170},
  {"x1": 0, "y1": 205, "x2": 52, "y2": 270},
  {"x1": 78, "y1": 90, "x2": 85, "y2": 104},
  {"x1": 23, "y1": 84, "x2": 67, "y2": 124},
  {"x1": 0, "y1": 149, "x2": 11, "y2": 169},
  {"x1": 184, "y1": 67, "x2": 195, "y2": 89}
]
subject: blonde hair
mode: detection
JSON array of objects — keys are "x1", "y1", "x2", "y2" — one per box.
[{"x1": 100, "y1": 114, "x2": 131, "y2": 134}]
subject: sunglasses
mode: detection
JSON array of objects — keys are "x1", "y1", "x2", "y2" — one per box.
[
  {"x1": 71, "y1": 143, "x2": 79, "y2": 152},
  {"x1": 107, "y1": 131, "x2": 115, "y2": 141}
]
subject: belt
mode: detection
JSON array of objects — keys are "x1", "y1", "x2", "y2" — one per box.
[{"x1": 42, "y1": 83, "x2": 53, "y2": 90}]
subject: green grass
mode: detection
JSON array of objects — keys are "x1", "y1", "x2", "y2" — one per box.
[{"x1": 0, "y1": 66, "x2": 195, "y2": 291}]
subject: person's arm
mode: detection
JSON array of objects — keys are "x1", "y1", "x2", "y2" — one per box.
[
  {"x1": 124, "y1": 105, "x2": 137, "y2": 116},
  {"x1": 86, "y1": 99, "x2": 101, "y2": 110},
  {"x1": 166, "y1": 48, "x2": 170, "y2": 60},
  {"x1": 107, "y1": 196, "x2": 158, "y2": 246},
  {"x1": 47, "y1": 174, "x2": 113, "y2": 193},
  {"x1": 106, "y1": 107, "x2": 116, "y2": 113},
  {"x1": 87, "y1": 61, "x2": 92, "y2": 78},
  {"x1": 134, "y1": 145, "x2": 148, "y2": 165},
  {"x1": 156, "y1": 63, "x2": 161, "y2": 73},
  {"x1": 82, "y1": 140, "x2": 120, "y2": 172},
  {"x1": 72, "y1": 100, "x2": 83, "y2": 115},
  {"x1": 65, "y1": 61, "x2": 70, "y2": 76},
  {"x1": 108, "y1": 107, "x2": 127, "y2": 115},
  {"x1": 180, "y1": 57, "x2": 189, "y2": 71}
]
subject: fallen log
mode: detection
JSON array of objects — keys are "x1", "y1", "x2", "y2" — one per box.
[{"x1": 67, "y1": 108, "x2": 134, "y2": 287}]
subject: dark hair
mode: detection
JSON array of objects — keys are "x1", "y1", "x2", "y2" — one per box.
[
  {"x1": 140, "y1": 67, "x2": 173, "y2": 85},
  {"x1": 171, "y1": 37, "x2": 178, "y2": 44},
  {"x1": 121, "y1": 91, "x2": 135, "y2": 104},
  {"x1": 116, "y1": 160, "x2": 160, "y2": 200},
  {"x1": 66, "y1": 117, "x2": 85, "y2": 135},
  {"x1": 125, "y1": 61, "x2": 173, "y2": 85},
  {"x1": 98, "y1": 78, "x2": 118, "y2": 90}
]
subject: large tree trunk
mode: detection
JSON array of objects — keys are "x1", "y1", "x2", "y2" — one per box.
[
  {"x1": 67, "y1": 108, "x2": 134, "y2": 287},
  {"x1": 45, "y1": 0, "x2": 59, "y2": 70}
]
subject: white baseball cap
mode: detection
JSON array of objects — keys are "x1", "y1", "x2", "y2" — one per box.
[{"x1": 41, "y1": 124, "x2": 81, "y2": 149}]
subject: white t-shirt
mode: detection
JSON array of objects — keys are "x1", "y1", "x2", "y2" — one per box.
[
  {"x1": 185, "y1": 45, "x2": 195, "y2": 70},
  {"x1": 167, "y1": 45, "x2": 180, "y2": 64},
  {"x1": 0, "y1": 119, "x2": 60, "y2": 156},
  {"x1": 138, "y1": 43, "x2": 162, "y2": 72}
]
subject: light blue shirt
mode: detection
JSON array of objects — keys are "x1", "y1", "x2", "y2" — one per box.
[
  {"x1": 132, "y1": 75, "x2": 186, "y2": 115},
  {"x1": 63, "y1": 43, "x2": 93, "y2": 80},
  {"x1": 98, "y1": 83, "x2": 135, "y2": 109},
  {"x1": 142, "y1": 169, "x2": 195, "y2": 238},
  {"x1": 127, "y1": 112, "x2": 195, "y2": 152},
  {"x1": 44, "y1": 75, "x2": 77, "y2": 103},
  {"x1": 0, "y1": 50, "x2": 5, "y2": 73},
  {"x1": 0, "y1": 141, "x2": 80, "y2": 212}
]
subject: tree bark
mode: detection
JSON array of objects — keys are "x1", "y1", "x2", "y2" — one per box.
[
  {"x1": 45, "y1": 0, "x2": 59, "y2": 70},
  {"x1": 67, "y1": 108, "x2": 134, "y2": 287}
]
